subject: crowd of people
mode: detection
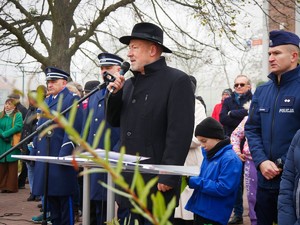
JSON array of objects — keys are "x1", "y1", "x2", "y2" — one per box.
[{"x1": 1, "y1": 22, "x2": 300, "y2": 225}]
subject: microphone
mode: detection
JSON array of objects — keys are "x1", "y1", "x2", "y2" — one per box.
[
  {"x1": 104, "y1": 61, "x2": 130, "y2": 93},
  {"x1": 120, "y1": 61, "x2": 130, "y2": 75}
]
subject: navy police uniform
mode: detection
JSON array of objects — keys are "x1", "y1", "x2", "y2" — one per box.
[
  {"x1": 32, "y1": 67, "x2": 83, "y2": 225},
  {"x1": 246, "y1": 30, "x2": 300, "y2": 225},
  {"x1": 84, "y1": 53, "x2": 122, "y2": 225}
]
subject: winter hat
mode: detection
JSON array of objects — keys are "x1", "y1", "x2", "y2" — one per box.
[
  {"x1": 84, "y1": 80, "x2": 100, "y2": 93},
  {"x1": 7, "y1": 93, "x2": 20, "y2": 100},
  {"x1": 269, "y1": 30, "x2": 300, "y2": 48},
  {"x1": 222, "y1": 88, "x2": 232, "y2": 95},
  {"x1": 195, "y1": 117, "x2": 225, "y2": 140}
]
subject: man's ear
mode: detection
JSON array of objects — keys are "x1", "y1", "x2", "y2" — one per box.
[{"x1": 292, "y1": 52, "x2": 299, "y2": 63}]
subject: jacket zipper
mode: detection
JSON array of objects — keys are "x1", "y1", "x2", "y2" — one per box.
[{"x1": 270, "y1": 84, "x2": 280, "y2": 161}]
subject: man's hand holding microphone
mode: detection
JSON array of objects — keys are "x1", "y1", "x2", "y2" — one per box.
[
  {"x1": 107, "y1": 74, "x2": 126, "y2": 94},
  {"x1": 105, "y1": 61, "x2": 130, "y2": 94}
]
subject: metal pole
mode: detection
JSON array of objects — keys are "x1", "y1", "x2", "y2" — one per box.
[
  {"x1": 42, "y1": 130, "x2": 53, "y2": 225},
  {"x1": 18, "y1": 66, "x2": 25, "y2": 102},
  {"x1": 262, "y1": 0, "x2": 269, "y2": 81},
  {"x1": 82, "y1": 167, "x2": 90, "y2": 225},
  {"x1": 107, "y1": 173, "x2": 115, "y2": 221}
]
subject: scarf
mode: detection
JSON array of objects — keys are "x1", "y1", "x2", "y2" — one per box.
[
  {"x1": 206, "y1": 138, "x2": 230, "y2": 160},
  {"x1": 5, "y1": 109, "x2": 14, "y2": 116}
]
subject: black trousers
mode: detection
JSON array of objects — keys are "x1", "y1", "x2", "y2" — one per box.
[
  {"x1": 255, "y1": 186, "x2": 279, "y2": 225},
  {"x1": 90, "y1": 200, "x2": 107, "y2": 225},
  {"x1": 193, "y1": 214, "x2": 221, "y2": 225},
  {"x1": 18, "y1": 161, "x2": 27, "y2": 187},
  {"x1": 48, "y1": 195, "x2": 74, "y2": 225},
  {"x1": 174, "y1": 218, "x2": 193, "y2": 225}
]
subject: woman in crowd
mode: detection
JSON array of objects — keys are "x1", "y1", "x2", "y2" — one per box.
[{"x1": 0, "y1": 97, "x2": 23, "y2": 193}]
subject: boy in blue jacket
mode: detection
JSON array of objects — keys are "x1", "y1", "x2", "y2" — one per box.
[{"x1": 185, "y1": 117, "x2": 242, "y2": 225}]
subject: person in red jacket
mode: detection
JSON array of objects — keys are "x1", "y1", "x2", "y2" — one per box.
[{"x1": 211, "y1": 88, "x2": 232, "y2": 122}]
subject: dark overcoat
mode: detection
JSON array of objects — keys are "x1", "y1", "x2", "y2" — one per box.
[
  {"x1": 220, "y1": 90, "x2": 252, "y2": 136},
  {"x1": 32, "y1": 87, "x2": 83, "y2": 196},
  {"x1": 106, "y1": 57, "x2": 195, "y2": 206}
]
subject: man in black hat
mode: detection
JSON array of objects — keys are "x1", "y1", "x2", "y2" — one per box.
[
  {"x1": 31, "y1": 66, "x2": 83, "y2": 225},
  {"x1": 106, "y1": 22, "x2": 195, "y2": 224},
  {"x1": 245, "y1": 30, "x2": 300, "y2": 225}
]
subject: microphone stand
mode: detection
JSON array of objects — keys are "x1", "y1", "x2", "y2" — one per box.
[
  {"x1": 0, "y1": 82, "x2": 107, "y2": 223},
  {"x1": 42, "y1": 130, "x2": 52, "y2": 225}
]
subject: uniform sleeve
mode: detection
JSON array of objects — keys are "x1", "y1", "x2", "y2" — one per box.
[
  {"x1": 278, "y1": 130, "x2": 299, "y2": 225},
  {"x1": 59, "y1": 96, "x2": 83, "y2": 156},
  {"x1": 30, "y1": 136, "x2": 38, "y2": 156},
  {"x1": 245, "y1": 91, "x2": 268, "y2": 168}
]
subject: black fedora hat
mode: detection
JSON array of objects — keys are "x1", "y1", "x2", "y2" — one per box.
[{"x1": 119, "y1": 22, "x2": 172, "y2": 53}]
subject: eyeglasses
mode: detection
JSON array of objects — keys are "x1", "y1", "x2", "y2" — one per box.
[{"x1": 234, "y1": 83, "x2": 246, "y2": 88}]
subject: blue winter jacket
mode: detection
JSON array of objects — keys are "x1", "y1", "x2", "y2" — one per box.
[
  {"x1": 185, "y1": 142, "x2": 242, "y2": 225},
  {"x1": 278, "y1": 130, "x2": 300, "y2": 225},
  {"x1": 245, "y1": 66, "x2": 300, "y2": 190}
]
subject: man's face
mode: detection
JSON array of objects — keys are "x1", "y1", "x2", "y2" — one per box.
[
  {"x1": 101, "y1": 65, "x2": 120, "y2": 77},
  {"x1": 47, "y1": 79, "x2": 67, "y2": 95},
  {"x1": 233, "y1": 77, "x2": 251, "y2": 95},
  {"x1": 127, "y1": 39, "x2": 154, "y2": 74},
  {"x1": 268, "y1": 45, "x2": 298, "y2": 76}
]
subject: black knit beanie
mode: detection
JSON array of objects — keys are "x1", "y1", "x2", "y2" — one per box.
[{"x1": 195, "y1": 117, "x2": 225, "y2": 140}]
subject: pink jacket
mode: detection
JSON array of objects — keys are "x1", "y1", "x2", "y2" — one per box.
[{"x1": 230, "y1": 116, "x2": 252, "y2": 160}]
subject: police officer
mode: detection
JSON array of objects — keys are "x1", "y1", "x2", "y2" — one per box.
[
  {"x1": 246, "y1": 30, "x2": 300, "y2": 225},
  {"x1": 32, "y1": 67, "x2": 83, "y2": 225},
  {"x1": 84, "y1": 53, "x2": 122, "y2": 225}
]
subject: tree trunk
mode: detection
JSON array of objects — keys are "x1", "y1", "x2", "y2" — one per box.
[{"x1": 48, "y1": 0, "x2": 74, "y2": 74}]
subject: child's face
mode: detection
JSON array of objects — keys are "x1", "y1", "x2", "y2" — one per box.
[{"x1": 197, "y1": 136, "x2": 220, "y2": 151}]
